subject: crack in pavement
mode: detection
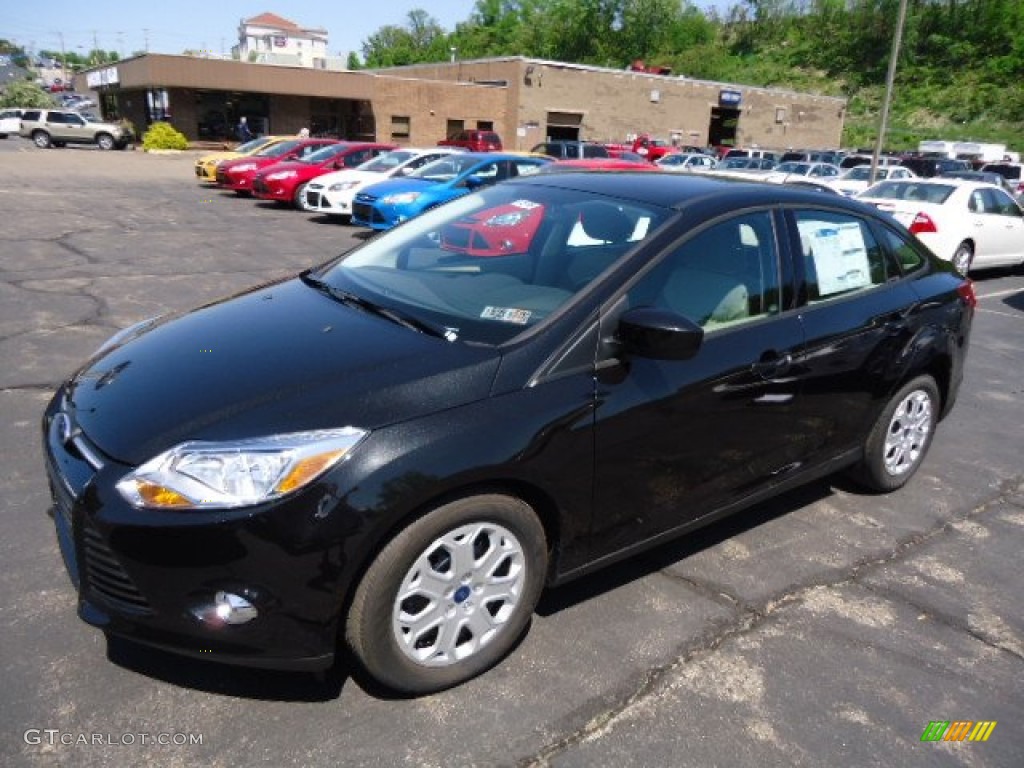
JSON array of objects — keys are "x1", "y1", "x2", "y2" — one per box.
[{"x1": 517, "y1": 475, "x2": 1024, "y2": 767}]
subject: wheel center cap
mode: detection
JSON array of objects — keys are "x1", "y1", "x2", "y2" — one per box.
[{"x1": 453, "y1": 585, "x2": 471, "y2": 604}]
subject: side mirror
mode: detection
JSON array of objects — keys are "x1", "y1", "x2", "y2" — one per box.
[
  {"x1": 617, "y1": 307, "x2": 703, "y2": 360},
  {"x1": 462, "y1": 175, "x2": 485, "y2": 190}
]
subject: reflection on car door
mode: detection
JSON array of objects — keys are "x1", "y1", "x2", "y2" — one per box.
[
  {"x1": 590, "y1": 211, "x2": 810, "y2": 558},
  {"x1": 786, "y1": 208, "x2": 920, "y2": 467}
]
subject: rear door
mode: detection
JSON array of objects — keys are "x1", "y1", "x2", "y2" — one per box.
[{"x1": 786, "y1": 207, "x2": 920, "y2": 466}]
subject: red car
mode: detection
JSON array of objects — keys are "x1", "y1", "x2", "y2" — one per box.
[
  {"x1": 437, "y1": 129, "x2": 503, "y2": 152},
  {"x1": 631, "y1": 133, "x2": 675, "y2": 162},
  {"x1": 252, "y1": 142, "x2": 397, "y2": 207},
  {"x1": 537, "y1": 158, "x2": 658, "y2": 172},
  {"x1": 216, "y1": 138, "x2": 339, "y2": 195},
  {"x1": 441, "y1": 200, "x2": 546, "y2": 257}
]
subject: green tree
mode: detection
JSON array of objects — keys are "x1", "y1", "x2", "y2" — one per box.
[{"x1": 0, "y1": 80, "x2": 53, "y2": 108}]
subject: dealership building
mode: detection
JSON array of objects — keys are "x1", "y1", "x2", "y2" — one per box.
[{"x1": 79, "y1": 53, "x2": 846, "y2": 152}]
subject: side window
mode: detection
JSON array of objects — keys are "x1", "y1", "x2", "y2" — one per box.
[
  {"x1": 67, "y1": 114, "x2": 85, "y2": 127},
  {"x1": 628, "y1": 212, "x2": 781, "y2": 330},
  {"x1": 877, "y1": 225, "x2": 925, "y2": 274},
  {"x1": 47, "y1": 112, "x2": 66, "y2": 124},
  {"x1": 795, "y1": 210, "x2": 887, "y2": 301},
  {"x1": 968, "y1": 190, "x2": 988, "y2": 213},
  {"x1": 984, "y1": 188, "x2": 1023, "y2": 217}
]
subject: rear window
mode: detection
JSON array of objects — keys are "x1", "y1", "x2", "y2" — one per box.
[
  {"x1": 982, "y1": 164, "x2": 1022, "y2": 180},
  {"x1": 864, "y1": 181, "x2": 956, "y2": 204}
]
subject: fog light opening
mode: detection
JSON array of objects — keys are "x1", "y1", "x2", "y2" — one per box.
[{"x1": 193, "y1": 591, "x2": 259, "y2": 626}]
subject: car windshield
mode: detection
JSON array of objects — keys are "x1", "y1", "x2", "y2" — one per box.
[
  {"x1": 256, "y1": 140, "x2": 303, "y2": 157},
  {"x1": 408, "y1": 155, "x2": 488, "y2": 183},
  {"x1": 861, "y1": 181, "x2": 956, "y2": 204},
  {"x1": 236, "y1": 137, "x2": 271, "y2": 153},
  {"x1": 722, "y1": 158, "x2": 753, "y2": 169},
  {"x1": 359, "y1": 150, "x2": 418, "y2": 173},
  {"x1": 316, "y1": 182, "x2": 672, "y2": 345},
  {"x1": 776, "y1": 162, "x2": 811, "y2": 174},
  {"x1": 302, "y1": 144, "x2": 350, "y2": 164}
]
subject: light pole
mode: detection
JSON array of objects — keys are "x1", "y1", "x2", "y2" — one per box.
[{"x1": 871, "y1": 0, "x2": 909, "y2": 184}]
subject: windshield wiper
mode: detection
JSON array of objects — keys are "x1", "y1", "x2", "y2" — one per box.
[{"x1": 301, "y1": 272, "x2": 451, "y2": 339}]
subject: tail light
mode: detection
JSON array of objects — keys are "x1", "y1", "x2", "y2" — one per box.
[
  {"x1": 957, "y1": 280, "x2": 977, "y2": 309},
  {"x1": 909, "y1": 212, "x2": 937, "y2": 234}
]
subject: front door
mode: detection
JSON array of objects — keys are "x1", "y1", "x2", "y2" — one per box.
[{"x1": 590, "y1": 210, "x2": 810, "y2": 559}]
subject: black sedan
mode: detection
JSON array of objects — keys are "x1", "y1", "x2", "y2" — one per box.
[{"x1": 43, "y1": 172, "x2": 975, "y2": 694}]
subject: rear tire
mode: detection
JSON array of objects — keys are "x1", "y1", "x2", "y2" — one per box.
[
  {"x1": 32, "y1": 130, "x2": 52, "y2": 149},
  {"x1": 856, "y1": 375, "x2": 939, "y2": 492},
  {"x1": 346, "y1": 494, "x2": 547, "y2": 694},
  {"x1": 952, "y1": 241, "x2": 973, "y2": 275}
]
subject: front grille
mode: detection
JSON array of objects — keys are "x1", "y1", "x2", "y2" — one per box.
[
  {"x1": 306, "y1": 190, "x2": 323, "y2": 208},
  {"x1": 216, "y1": 169, "x2": 229, "y2": 185},
  {"x1": 82, "y1": 523, "x2": 152, "y2": 615},
  {"x1": 252, "y1": 178, "x2": 267, "y2": 194}
]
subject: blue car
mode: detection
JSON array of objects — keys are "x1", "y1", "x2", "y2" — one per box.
[{"x1": 351, "y1": 152, "x2": 550, "y2": 230}]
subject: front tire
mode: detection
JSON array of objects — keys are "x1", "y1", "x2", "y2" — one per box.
[
  {"x1": 292, "y1": 182, "x2": 308, "y2": 209},
  {"x1": 346, "y1": 494, "x2": 547, "y2": 694},
  {"x1": 96, "y1": 133, "x2": 115, "y2": 151},
  {"x1": 857, "y1": 375, "x2": 939, "y2": 492},
  {"x1": 32, "y1": 130, "x2": 52, "y2": 149}
]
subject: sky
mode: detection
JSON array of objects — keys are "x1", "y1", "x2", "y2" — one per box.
[{"x1": 1, "y1": 1, "x2": 731, "y2": 63}]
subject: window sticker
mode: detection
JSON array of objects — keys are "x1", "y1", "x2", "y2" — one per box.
[
  {"x1": 799, "y1": 220, "x2": 871, "y2": 296},
  {"x1": 480, "y1": 306, "x2": 532, "y2": 324}
]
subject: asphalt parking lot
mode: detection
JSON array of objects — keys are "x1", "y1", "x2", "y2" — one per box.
[{"x1": 1, "y1": 137, "x2": 1022, "y2": 767}]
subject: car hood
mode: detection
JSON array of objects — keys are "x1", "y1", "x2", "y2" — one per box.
[
  {"x1": 65, "y1": 276, "x2": 501, "y2": 465},
  {"x1": 312, "y1": 169, "x2": 385, "y2": 187},
  {"x1": 362, "y1": 178, "x2": 441, "y2": 198}
]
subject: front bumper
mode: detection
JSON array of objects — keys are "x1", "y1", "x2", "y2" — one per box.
[{"x1": 42, "y1": 392, "x2": 347, "y2": 670}]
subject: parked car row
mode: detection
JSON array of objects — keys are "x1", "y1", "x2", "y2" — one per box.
[{"x1": 194, "y1": 141, "x2": 1024, "y2": 278}]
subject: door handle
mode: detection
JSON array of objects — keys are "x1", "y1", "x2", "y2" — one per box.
[{"x1": 751, "y1": 352, "x2": 792, "y2": 378}]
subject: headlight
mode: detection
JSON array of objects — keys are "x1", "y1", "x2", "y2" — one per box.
[
  {"x1": 92, "y1": 316, "x2": 162, "y2": 358},
  {"x1": 266, "y1": 170, "x2": 298, "y2": 181},
  {"x1": 328, "y1": 181, "x2": 360, "y2": 192},
  {"x1": 381, "y1": 191, "x2": 421, "y2": 205},
  {"x1": 485, "y1": 211, "x2": 528, "y2": 227},
  {"x1": 231, "y1": 163, "x2": 259, "y2": 173},
  {"x1": 116, "y1": 427, "x2": 367, "y2": 510}
]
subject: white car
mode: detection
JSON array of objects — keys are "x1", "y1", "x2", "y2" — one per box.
[
  {"x1": 762, "y1": 161, "x2": 841, "y2": 183},
  {"x1": 857, "y1": 177, "x2": 1024, "y2": 274},
  {"x1": 0, "y1": 108, "x2": 24, "y2": 138},
  {"x1": 828, "y1": 165, "x2": 916, "y2": 197},
  {"x1": 304, "y1": 147, "x2": 462, "y2": 219},
  {"x1": 655, "y1": 152, "x2": 717, "y2": 172}
]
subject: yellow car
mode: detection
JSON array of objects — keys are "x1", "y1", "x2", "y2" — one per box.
[{"x1": 194, "y1": 136, "x2": 289, "y2": 182}]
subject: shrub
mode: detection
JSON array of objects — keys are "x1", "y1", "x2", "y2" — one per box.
[{"x1": 142, "y1": 121, "x2": 189, "y2": 151}]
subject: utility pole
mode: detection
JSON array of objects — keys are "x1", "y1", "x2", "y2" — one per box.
[
  {"x1": 143, "y1": 28, "x2": 150, "y2": 53},
  {"x1": 92, "y1": 30, "x2": 100, "y2": 65},
  {"x1": 871, "y1": 0, "x2": 909, "y2": 184},
  {"x1": 58, "y1": 31, "x2": 68, "y2": 84}
]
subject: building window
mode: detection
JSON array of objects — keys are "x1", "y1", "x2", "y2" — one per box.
[
  {"x1": 391, "y1": 115, "x2": 410, "y2": 140},
  {"x1": 775, "y1": 107, "x2": 787, "y2": 124}
]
